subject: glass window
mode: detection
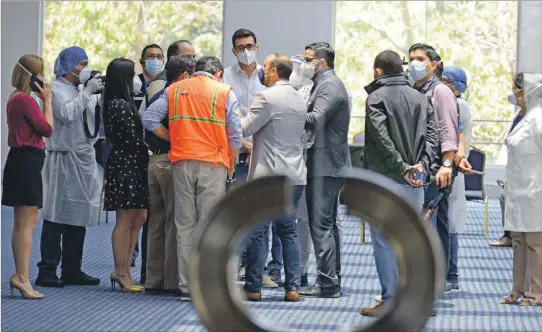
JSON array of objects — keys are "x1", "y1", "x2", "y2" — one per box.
[
  {"x1": 335, "y1": 1, "x2": 518, "y2": 164},
  {"x1": 43, "y1": 1, "x2": 224, "y2": 78}
]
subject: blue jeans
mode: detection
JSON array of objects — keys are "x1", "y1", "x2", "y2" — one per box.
[
  {"x1": 423, "y1": 184, "x2": 451, "y2": 277},
  {"x1": 371, "y1": 185, "x2": 424, "y2": 303},
  {"x1": 447, "y1": 233, "x2": 459, "y2": 282},
  {"x1": 236, "y1": 162, "x2": 283, "y2": 269},
  {"x1": 265, "y1": 224, "x2": 283, "y2": 272},
  {"x1": 244, "y1": 185, "x2": 304, "y2": 293}
]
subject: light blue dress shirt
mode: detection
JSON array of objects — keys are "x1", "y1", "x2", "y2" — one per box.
[{"x1": 142, "y1": 71, "x2": 243, "y2": 150}]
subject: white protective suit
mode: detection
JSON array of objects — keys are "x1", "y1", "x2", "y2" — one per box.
[
  {"x1": 504, "y1": 73, "x2": 542, "y2": 232},
  {"x1": 41, "y1": 77, "x2": 102, "y2": 227},
  {"x1": 448, "y1": 98, "x2": 473, "y2": 233}
]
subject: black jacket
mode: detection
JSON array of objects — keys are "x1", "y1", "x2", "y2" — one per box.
[
  {"x1": 362, "y1": 74, "x2": 439, "y2": 184},
  {"x1": 305, "y1": 70, "x2": 352, "y2": 177},
  {"x1": 144, "y1": 84, "x2": 170, "y2": 155}
]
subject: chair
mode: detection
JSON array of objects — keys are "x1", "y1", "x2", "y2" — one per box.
[
  {"x1": 351, "y1": 131, "x2": 366, "y2": 244},
  {"x1": 464, "y1": 147, "x2": 489, "y2": 236}
]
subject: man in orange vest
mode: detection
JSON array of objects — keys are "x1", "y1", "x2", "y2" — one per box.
[{"x1": 142, "y1": 56, "x2": 242, "y2": 301}]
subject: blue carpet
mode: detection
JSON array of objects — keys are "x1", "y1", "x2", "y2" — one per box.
[{"x1": 1, "y1": 201, "x2": 541, "y2": 331}]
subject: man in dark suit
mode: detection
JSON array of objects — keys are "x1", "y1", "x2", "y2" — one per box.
[{"x1": 298, "y1": 42, "x2": 352, "y2": 298}]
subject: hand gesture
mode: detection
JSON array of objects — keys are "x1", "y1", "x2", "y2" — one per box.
[
  {"x1": 457, "y1": 157, "x2": 473, "y2": 174},
  {"x1": 403, "y1": 164, "x2": 425, "y2": 187},
  {"x1": 242, "y1": 138, "x2": 253, "y2": 151},
  {"x1": 84, "y1": 74, "x2": 104, "y2": 94},
  {"x1": 436, "y1": 166, "x2": 453, "y2": 188},
  {"x1": 35, "y1": 82, "x2": 52, "y2": 102}
]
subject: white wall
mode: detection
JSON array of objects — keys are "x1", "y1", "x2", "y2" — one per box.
[
  {"x1": 517, "y1": 0, "x2": 542, "y2": 73},
  {"x1": 222, "y1": 0, "x2": 335, "y2": 68},
  {"x1": 1, "y1": 0, "x2": 43, "y2": 174}
]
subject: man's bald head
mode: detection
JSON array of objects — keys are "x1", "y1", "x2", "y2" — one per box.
[
  {"x1": 166, "y1": 40, "x2": 196, "y2": 63},
  {"x1": 265, "y1": 53, "x2": 292, "y2": 80}
]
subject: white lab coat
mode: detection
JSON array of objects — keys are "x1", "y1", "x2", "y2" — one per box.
[
  {"x1": 504, "y1": 73, "x2": 542, "y2": 233},
  {"x1": 448, "y1": 98, "x2": 472, "y2": 233},
  {"x1": 41, "y1": 77, "x2": 102, "y2": 227}
]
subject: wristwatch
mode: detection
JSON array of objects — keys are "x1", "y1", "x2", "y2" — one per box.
[{"x1": 443, "y1": 159, "x2": 453, "y2": 168}]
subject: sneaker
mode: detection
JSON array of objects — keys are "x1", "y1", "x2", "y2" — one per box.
[
  {"x1": 374, "y1": 295, "x2": 382, "y2": 303},
  {"x1": 180, "y1": 291, "x2": 191, "y2": 301},
  {"x1": 261, "y1": 274, "x2": 278, "y2": 288},
  {"x1": 444, "y1": 281, "x2": 460, "y2": 293},
  {"x1": 268, "y1": 268, "x2": 283, "y2": 284}
]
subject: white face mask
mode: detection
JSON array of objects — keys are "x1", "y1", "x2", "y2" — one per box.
[
  {"x1": 507, "y1": 93, "x2": 518, "y2": 106},
  {"x1": 133, "y1": 75, "x2": 143, "y2": 93},
  {"x1": 300, "y1": 62, "x2": 318, "y2": 80},
  {"x1": 237, "y1": 49, "x2": 257, "y2": 66},
  {"x1": 408, "y1": 60, "x2": 427, "y2": 81},
  {"x1": 75, "y1": 66, "x2": 92, "y2": 85}
]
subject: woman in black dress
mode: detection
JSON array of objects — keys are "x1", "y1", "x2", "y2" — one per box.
[{"x1": 103, "y1": 58, "x2": 149, "y2": 292}]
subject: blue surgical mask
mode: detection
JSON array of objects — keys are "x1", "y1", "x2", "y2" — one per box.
[
  {"x1": 408, "y1": 60, "x2": 427, "y2": 81},
  {"x1": 145, "y1": 59, "x2": 163, "y2": 76}
]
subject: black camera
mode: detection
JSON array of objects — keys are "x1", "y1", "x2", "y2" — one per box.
[{"x1": 88, "y1": 70, "x2": 106, "y2": 94}]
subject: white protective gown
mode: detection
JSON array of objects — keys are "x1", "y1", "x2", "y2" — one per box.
[
  {"x1": 504, "y1": 73, "x2": 542, "y2": 233},
  {"x1": 448, "y1": 98, "x2": 472, "y2": 233},
  {"x1": 41, "y1": 77, "x2": 102, "y2": 227}
]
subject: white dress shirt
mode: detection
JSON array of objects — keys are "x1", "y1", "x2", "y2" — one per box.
[{"x1": 222, "y1": 62, "x2": 267, "y2": 117}]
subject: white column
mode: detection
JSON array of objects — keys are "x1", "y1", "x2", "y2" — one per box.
[
  {"x1": 517, "y1": 0, "x2": 542, "y2": 73},
  {"x1": 1, "y1": 0, "x2": 44, "y2": 173},
  {"x1": 222, "y1": 0, "x2": 336, "y2": 67}
]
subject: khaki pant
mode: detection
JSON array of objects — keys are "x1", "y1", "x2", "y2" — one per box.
[
  {"x1": 511, "y1": 231, "x2": 542, "y2": 296},
  {"x1": 145, "y1": 154, "x2": 178, "y2": 289},
  {"x1": 173, "y1": 160, "x2": 227, "y2": 291}
]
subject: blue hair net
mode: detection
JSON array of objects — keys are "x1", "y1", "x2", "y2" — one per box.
[
  {"x1": 53, "y1": 46, "x2": 88, "y2": 77},
  {"x1": 443, "y1": 66, "x2": 467, "y2": 93}
]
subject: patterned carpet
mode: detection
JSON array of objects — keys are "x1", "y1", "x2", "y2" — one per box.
[{"x1": 1, "y1": 201, "x2": 541, "y2": 332}]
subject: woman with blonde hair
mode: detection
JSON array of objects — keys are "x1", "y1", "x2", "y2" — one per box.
[
  {"x1": 2, "y1": 54, "x2": 53, "y2": 299},
  {"x1": 500, "y1": 72, "x2": 542, "y2": 306}
]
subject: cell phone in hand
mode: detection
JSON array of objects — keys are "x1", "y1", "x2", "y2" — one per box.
[
  {"x1": 408, "y1": 168, "x2": 426, "y2": 183},
  {"x1": 469, "y1": 170, "x2": 484, "y2": 175}
]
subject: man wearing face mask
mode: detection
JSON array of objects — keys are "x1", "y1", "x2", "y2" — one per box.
[
  {"x1": 143, "y1": 56, "x2": 242, "y2": 301},
  {"x1": 407, "y1": 44, "x2": 460, "y2": 298},
  {"x1": 298, "y1": 42, "x2": 351, "y2": 298},
  {"x1": 35, "y1": 46, "x2": 103, "y2": 288},
  {"x1": 136, "y1": 44, "x2": 164, "y2": 111},
  {"x1": 222, "y1": 28, "x2": 282, "y2": 287},
  {"x1": 239, "y1": 54, "x2": 307, "y2": 302},
  {"x1": 139, "y1": 40, "x2": 196, "y2": 115},
  {"x1": 289, "y1": 54, "x2": 353, "y2": 287}
]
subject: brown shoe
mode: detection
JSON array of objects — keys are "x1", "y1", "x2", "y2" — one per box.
[
  {"x1": 489, "y1": 236, "x2": 512, "y2": 247},
  {"x1": 359, "y1": 302, "x2": 385, "y2": 317},
  {"x1": 284, "y1": 290, "x2": 299, "y2": 302},
  {"x1": 245, "y1": 291, "x2": 261, "y2": 302}
]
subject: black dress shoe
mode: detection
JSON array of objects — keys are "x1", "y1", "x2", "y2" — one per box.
[
  {"x1": 301, "y1": 273, "x2": 309, "y2": 287},
  {"x1": 299, "y1": 284, "x2": 340, "y2": 298},
  {"x1": 35, "y1": 274, "x2": 65, "y2": 288},
  {"x1": 61, "y1": 271, "x2": 100, "y2": 285}
]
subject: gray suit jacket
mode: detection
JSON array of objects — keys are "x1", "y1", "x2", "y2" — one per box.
[
  {"x1": 305, "y1": 70, "x2": 352, "y2": 177},
  {"x1": 242, "y1": 80, "x2": 307, "y2": 185}
]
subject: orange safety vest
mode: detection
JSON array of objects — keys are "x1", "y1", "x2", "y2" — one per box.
[{"x1": 168, "y1": 75, "x2": 232, "y2": 171}]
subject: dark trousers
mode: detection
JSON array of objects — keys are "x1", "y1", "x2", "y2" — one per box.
[
  {"x1": 306, "y1": 176, "x2": 343, "y2": 289},
  {"x1": 245, "y1": 185, "x2": 304, "y2": 293},
  {"x1": 133, "y1": 205, "x2": 150, "y2": 281},
  {"x1": 37, "y1": 219, "x2": 86, "y2": 275},
  {"x1": 423, "y1": 184, "x2": 452, "y2": 277}
]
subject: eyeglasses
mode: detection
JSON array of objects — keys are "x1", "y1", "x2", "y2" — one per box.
[
  {"x1": 235, "y1": 44, "x2": 256, "y2": 52},
  {"x1": 304, "y1": 57, "x2": 319, "y2": 63},
  {"x1": 143, "y1": 54, "x2": 164, "y2": 61}
]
